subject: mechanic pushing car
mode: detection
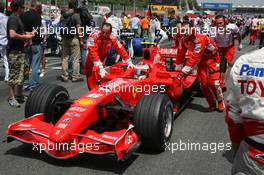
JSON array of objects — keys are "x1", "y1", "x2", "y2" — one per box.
[
  {"x1": 84, "y1": 23, "x2": 135, "y2": 79},
  {"x1": 175, "y1": 21, "x2": 225, "y2": 112},
  {"x1": 225, "y1": 48, "x2": 264, "y2": 175}
]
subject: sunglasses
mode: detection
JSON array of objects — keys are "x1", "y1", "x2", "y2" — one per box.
[{"x1": 216, "y1": 21, "x2": 224, "y2": 25}]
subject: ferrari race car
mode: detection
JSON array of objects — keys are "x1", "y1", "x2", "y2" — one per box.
[{"x1": 6, "y1": 43, "x2": 198, "y2": 160}]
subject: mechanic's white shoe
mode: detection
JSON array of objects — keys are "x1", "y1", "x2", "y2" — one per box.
[
  {"x1": 8, "y1": 98, "x2": 21, "y2": 108},
  {"x1": 40, "y1": 69, "x2": 45, "y2": 78}
]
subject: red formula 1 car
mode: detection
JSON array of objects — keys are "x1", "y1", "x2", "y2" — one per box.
[{"x1": 6, "y1": 43, "x2": 198, "y2": 160}]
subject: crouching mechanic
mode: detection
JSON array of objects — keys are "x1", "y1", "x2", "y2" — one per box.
[
  {"x1": 175, "y1": 21, "x2": 225, "y2": 112},
  {"x1": 225, "y1": 49, "x2": 264, "y2": 175},
  {"x1": 84, "y1": 23, "x2": 134, "y2": 79}
]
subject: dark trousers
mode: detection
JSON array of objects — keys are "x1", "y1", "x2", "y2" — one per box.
[
  {"x1": 140, "y1": 29, "x2": 148, "y2": 38},
  {"x1": 242, "y1": 26, "x2": 250, "y2": 39},
  {"x1": 220, "y1": 54, "x2": 227, "y2": 73}
]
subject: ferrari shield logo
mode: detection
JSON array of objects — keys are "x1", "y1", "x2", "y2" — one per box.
[
  {"x1": 132, "y1": 86, "x2": 137, "y2": 98},
  {"x1": 55, "y1": 130, "x2": 61, "y2": 135}
]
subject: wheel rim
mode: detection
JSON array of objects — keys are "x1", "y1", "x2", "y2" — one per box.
[
  {"x1": 50, "y1": 92, "x2": 69, "y2": 124},
  {"x1": 163, "y1": 106, "x2": 173, "y2": 138}
]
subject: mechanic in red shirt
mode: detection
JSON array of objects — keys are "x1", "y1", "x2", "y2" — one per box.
[
  {"x1": 249, "y1": 16, "x2": 259, "y2": 45},
  {"x1": 84, "y1": 23, "x2": 134, "y2": 78},
  {"x1": 175, "y1": 21, "x2": 225, "y2": 112}
]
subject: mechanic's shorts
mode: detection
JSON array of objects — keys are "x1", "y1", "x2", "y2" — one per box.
[
  {"x1": 219, "y1": 46, "x2": 236, "y2": 65},
  {"x1": 7, "y1": 50, "x2": 29, "y2": 86},
  {"x1": 232, "y1": 140, "x2": 264, "y2": 175}
]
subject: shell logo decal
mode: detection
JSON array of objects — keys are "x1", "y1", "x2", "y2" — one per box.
[
  {"x1": 77, "y1": 98, "x2": 94, "y2": 106},
  {"x1": 87, "y1": 135, "x2": 94, "y2": 139}
]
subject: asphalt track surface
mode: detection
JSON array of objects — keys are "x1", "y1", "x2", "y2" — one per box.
[{"x1": 0, "y1": 39, "x2": 259, "y2": 175}]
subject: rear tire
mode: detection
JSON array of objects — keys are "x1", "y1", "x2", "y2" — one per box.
[
  {"x1": 25, "y1": 84, "x2": 70, "y2": 124},
  {"x1": 134, "y1": 94, "x2": 173, "y2": 151}
]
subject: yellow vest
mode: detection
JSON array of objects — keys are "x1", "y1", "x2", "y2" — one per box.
[
  {"x1": 259, "y1": 19, "x2": 264, "y2": 32},
  {"x1": 123, "y1": 16, "x2": 129, "y2": 29}
]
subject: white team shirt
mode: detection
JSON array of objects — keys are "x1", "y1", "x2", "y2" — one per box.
[
  {"x1": 213, "y1": 23, "x2": 239, "y2": 48},
  {"x1": 106, "y1": 15, "x2": 122, "y2": 36},
  {"x1": 0, "y1": 13, "x2": 8, "y2": 46}
]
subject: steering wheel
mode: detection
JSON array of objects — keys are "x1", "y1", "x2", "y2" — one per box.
[{"x1": 131, "y1": 63, "x2": 151, "y2": 80}]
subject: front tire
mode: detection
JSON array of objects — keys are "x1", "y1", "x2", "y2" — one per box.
[
  {"x1": 25, "y1": 84, "x2": 70, "y2": 124},
  {"x1": 134, "y1": 94, "x2": 173, "y2": 151}
]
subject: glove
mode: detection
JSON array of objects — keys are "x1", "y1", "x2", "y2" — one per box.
[
  {"x1": 99, "y1": 67, "x2": 107, "y2": 78},
  {"x1": 94, "y1": 61, "x2": 107, "y2": 78},
  {"x1": 175, "y1": 64, "x2": 183, "y2": 71},
  {"x1": 182, "y1": 66, "x2": 192, "y2": 75},
  {"x1": 126, "y1": 58, "x2": 136, "y2": 68},
  {"x1": 177, "y1": 71, "x2": 185, "y2": 80},
  {"x1": 238, "y1": 43, "x2": 243, "y2": 51},
  {"x1": 177, "y1": 66, "x2": 191, "y2": 80}
]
